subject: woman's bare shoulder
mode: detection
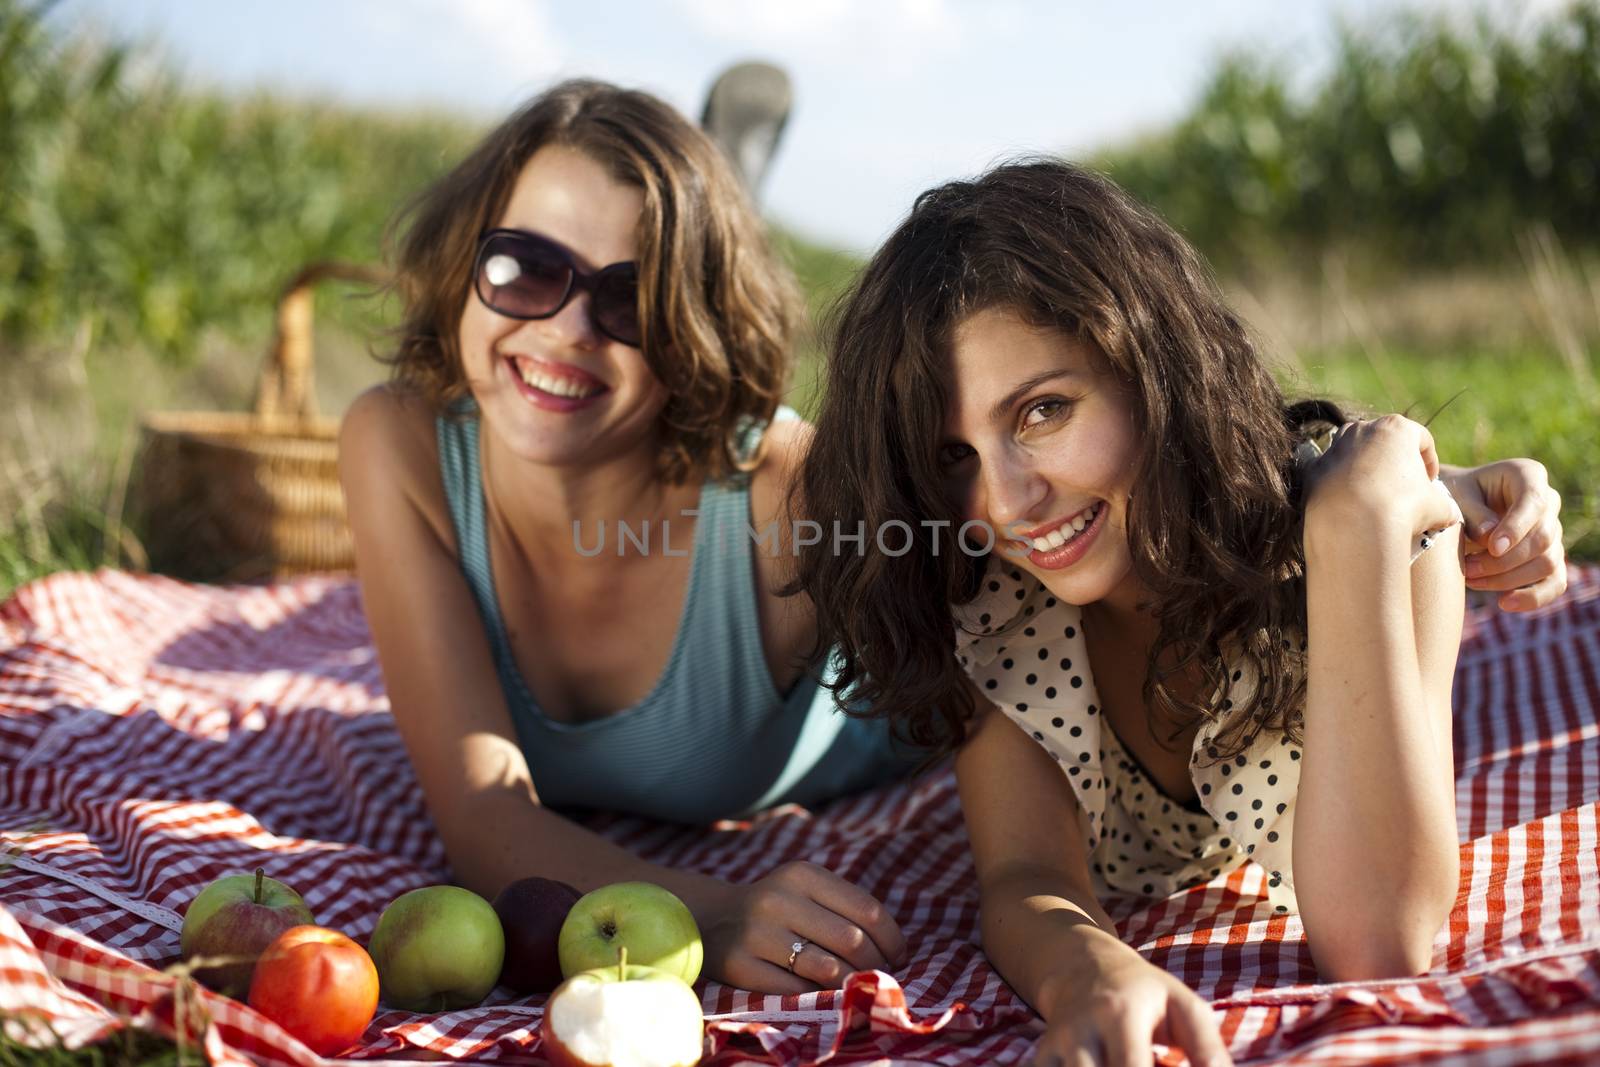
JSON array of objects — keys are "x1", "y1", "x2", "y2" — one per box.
[
  {"x1": 749, "y1": 413, "x2": 812, "y2": 525},
  {"x1": 339, "y1": 383, "x2": 455, "y2": 548}
]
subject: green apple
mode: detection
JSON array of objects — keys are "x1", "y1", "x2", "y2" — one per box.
[
  {"x1": 180, "y1": 868, "x2": 315, "y2": 998},
  {"x1": 367, "y1": 885, "x2": 505, "y2": 1011},
  {"x1": 557, "y1": 882, "x2": 702, "y2": 985},
  {"x1": 541, "y1": 948, "x2": 704, "y2": 1067}
]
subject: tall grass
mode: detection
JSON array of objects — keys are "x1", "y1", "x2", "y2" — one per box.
[
  {"x1": 0, "y1": 0, "x2": 470, "y2": 359},
  {"x1": 1097, "y1": 1, "x2": 1600, "y2": 274}
]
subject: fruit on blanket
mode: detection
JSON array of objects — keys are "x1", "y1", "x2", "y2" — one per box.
[
  {"x1": 541, "y1": 948, "x2": 705, "y2": 1067},
  {"x1": 368, "y1": 885, "x2": 505, "y2": 1010},
  {"x1": 248, "y1": 925, "x2": 379, "y2": 1056},
  {"x1": 493, "y1": 876, "x2": 583, "y2": 994},
  {"x1": 558, "y1": 882, "x2": 702, "y2": 985},
  {"x1": 179, "y1": 868, "x2": 316, "y2": 997}
]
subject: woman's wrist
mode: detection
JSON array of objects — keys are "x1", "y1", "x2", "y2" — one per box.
[
  {"x1": 666, "y1": 871, "x2": 739, "y2": 932},
  {"x1": 1304, "y1": 494, "x2": 1418, "y2": 563},
  {"x1": 1032, "y1": 923, "x2": 1138, "y2": 1020}
]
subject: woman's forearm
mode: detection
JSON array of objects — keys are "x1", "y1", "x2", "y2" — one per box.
[
  {"x1": 979, "y1": 867, "x2": 1138, "y2": 1019},
  {"x1": 1296, "y1": 512, "x2": 1459, "y2": 979},
  {"x1": 441, "y1": 785, "x2": 734, "y2": 928}
]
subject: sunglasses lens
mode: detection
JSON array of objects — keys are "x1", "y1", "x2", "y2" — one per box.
[
  {"x1": 477, "y1": 234, "x2": 571, "y2": 318},
  {"x1": 593, "y1": 266, "x2": 641, "y2": 346}
]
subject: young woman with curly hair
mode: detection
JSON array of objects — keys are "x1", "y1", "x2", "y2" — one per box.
[{"x1": 795, "y1": 159, "x2": 1567, "y2": 1062}]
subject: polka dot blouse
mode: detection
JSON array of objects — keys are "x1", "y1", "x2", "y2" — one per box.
[{"x1": 954, "y1": 564, "x2": 1302, "y2": 913}]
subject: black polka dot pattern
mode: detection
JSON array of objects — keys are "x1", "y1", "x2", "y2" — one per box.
[{"x1": 952, "y1": 565, "x2": 1304, "y2": 912}]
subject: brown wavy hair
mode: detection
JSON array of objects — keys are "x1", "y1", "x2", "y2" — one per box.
[
  {"x1": 794, "y1": 159, "x2": 1343, "y2": 760},
  {"x1": 382, "y1": 79, "x2": 802, "y2": 483}
]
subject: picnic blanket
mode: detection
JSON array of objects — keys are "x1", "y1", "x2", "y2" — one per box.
[{"x1": 0, "y1": 565, "x2": 1597, "y2": 1066}]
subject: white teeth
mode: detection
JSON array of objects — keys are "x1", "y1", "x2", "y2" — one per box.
[
  {"x1": 1026, "y1": 502, "x2": 1100, "y2": 553},
  {"x1": 517, "y1": 363, "x2": 598, "y2": 398}
]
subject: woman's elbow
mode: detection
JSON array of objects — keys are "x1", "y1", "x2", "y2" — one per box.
[
  {"x1": 1313, "y1": 931, "x2": 1438, "y2": 983},
  {"x1": 1301, "y1": 851, "x2": 1459, "y2": 983},
  {"x1": 1307, "y1": 894, "x2": 1455, "y2": 982}
]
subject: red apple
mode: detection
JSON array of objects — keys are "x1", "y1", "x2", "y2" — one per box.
[
  {"x1": 179, "y1": 868, "x2": 315, "y2": 997},
  {"x1": 492, "y1": 877, "x2": 582, "y2": 994},
  {"x1": 541, "y1": 949, "x2": 704, "y2": 1067},
  {"x1": 248, "y1": 925, "x2": 379, "y2": 1057}
]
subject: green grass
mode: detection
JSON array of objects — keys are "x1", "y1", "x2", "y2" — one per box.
[
  {"x1": 1286, "y1": 343, "x2": 1600, "y2": 558},
  {"x1": 2, "y1": 335, "x2": 1593, "y2": 602},
  {"x1": 0, "y1": 1020, "x2": 203, "y2": 1067}
]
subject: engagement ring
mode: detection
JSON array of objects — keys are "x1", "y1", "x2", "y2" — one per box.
[{"x1": 787, "y1": 939, "x2": 808, "y2": 972}]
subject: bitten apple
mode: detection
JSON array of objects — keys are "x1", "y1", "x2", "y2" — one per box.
[
  {"x1": 180, "y1": 868, "x2": 315, "y2": 997},
  {"x1": 368, "y1": 885, "x2": 505, "y2": 1011},
  {"x1": 493, "y1": 876, "x2": 582, "y2": 995},
  {"x1": 558, "y1": 882, "x2": 702, "y2": 985},
  {"x1": 248, "y1": 925, "x2": 379, "y2": 1057},
  {"x1": 541, "y1": 949, "x2": 704, "y2": 1067}
]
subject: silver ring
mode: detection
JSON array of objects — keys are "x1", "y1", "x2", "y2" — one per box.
[{"x1": 786, "y1": 939, "x2": 808, "y2": 972}]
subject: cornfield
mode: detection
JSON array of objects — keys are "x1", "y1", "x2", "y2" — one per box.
[{"x1": 1098, "y1": 1, "x2": 1600, "y2": 273}]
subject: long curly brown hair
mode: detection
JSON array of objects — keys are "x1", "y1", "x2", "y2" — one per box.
[
  {"x1": 793, "y1": 159, "x2": 1342, "y2": 760},
  {"x1": 382, "y1": 79, "x2": 802, "y2": 483}
]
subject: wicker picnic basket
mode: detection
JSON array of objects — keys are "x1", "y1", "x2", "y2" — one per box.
[{"x1": 133, "y1": 262, "x2": 387, "y2": 582}]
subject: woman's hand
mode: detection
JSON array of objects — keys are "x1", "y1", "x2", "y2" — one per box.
[
  {"x1": 697, "y1": 861, "x2": 907, "y2": 994},
  {"x1": 1440, "y1": 459, "x2": 1567, "y2": 611},
  {"x1": 1303, "y1": 415, "x2": 1460, "y2": 542},
  {"x1": 1029, "y1": 952, "x2": 1232, "y2": 1067}
]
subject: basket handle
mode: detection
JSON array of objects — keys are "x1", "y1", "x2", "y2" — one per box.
[{"x1": 254, "y1": 261, "x2": 389, "y2": 421}]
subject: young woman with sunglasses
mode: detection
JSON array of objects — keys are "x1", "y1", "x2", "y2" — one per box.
[
  {"x1": 793, "y1": 159, "x2": 1568, "y2": 1061},
  {"x1": 338, "y1": 81, "x2": 915, "y2": 994}
]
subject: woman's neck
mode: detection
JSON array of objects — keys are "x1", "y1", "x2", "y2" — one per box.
[
  {"x1": 1083, "y1": 573, "x2": 1157, "y2": 647},
  {"x1": 478, "y1": 425, "x2": 700, "y2": 563}
]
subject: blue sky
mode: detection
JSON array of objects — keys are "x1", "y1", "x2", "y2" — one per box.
[{"x1": 61, "y1": 0, "x2": 1542, "y2": 253}]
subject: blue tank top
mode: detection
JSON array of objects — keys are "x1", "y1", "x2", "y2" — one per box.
[{"x1": 435, "y1": 404, "x2": 916, "y2": 823}]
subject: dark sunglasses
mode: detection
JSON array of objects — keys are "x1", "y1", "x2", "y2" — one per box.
[{"x1": 472, "y1": 228, "x2": 642, "y2": 347}]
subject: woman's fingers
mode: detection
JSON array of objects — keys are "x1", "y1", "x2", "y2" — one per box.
[
  {"x1": 1163, "y1": 991, "x2": 1233, "y2": 1067},
  {"x1": 1412, "y1": 419, "x2": 1440, "y2": 481},
  {"x1": 783, "y1": 864, "x2": 907, "y2": 966},
  {"x1": 1101, "y1": 1012, "x2": 1152, "y2": 1067},
  {"x1": 1482, "y1": 472, "x2": 1557, "y2": 558},
  {"x1": 1496, "y1": 566, "x2": 1569, "y2": 612},
  {"x1": 1449, "y1": 469, "x2": 1498, "y2": 545},
  {"x1": 1030, "y1": 1027, "x2": 1102, "y2": 1067},
  {"x1": 726, "y1": 953, "x2": 817, "y2": 996},
  {"x1": 784, "y1": 936, "x2": 851, "y2": 987},
  {"x1": 747, "y1": 918, "x2": 852, "y2": 988},
  {"x1": 1465, "y1": 510, "x2": 1558, "y2": 578},
  {"x1": 774, "y1": 894, "x2": 893, "y2": 973},
  {"x1": 1464, "y1": 530, "x2": 1561, "y2": 590}
]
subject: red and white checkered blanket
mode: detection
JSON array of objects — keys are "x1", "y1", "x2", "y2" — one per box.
[{"x1": 1, "y1": 566, "x2": 1597, "y2": 1066}]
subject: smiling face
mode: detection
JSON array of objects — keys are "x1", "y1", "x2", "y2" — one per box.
[
  {"x1": 941, "y1": 306, "x2": 1144, "y2": 610},
  {"x1": 458, "y1": 144, "x2": 669, "y2": 468}
]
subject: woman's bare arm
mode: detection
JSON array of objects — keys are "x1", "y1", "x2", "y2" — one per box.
[
  {"x1": 957, "y1": 696, "x2": 1230, "y2": 1067},
  {"x1": 957, "y1": 701, "x2": 1120, "y2": 1007},
  {"x1": 1295, "y1": 419, "x2": 1466, "y2": 981},
  {"x1": 339, "y1": 387, "x2": 906, "y2": 993},
  {"x1": 338, "y1": 386, "x2": 730, "y2": 915}
]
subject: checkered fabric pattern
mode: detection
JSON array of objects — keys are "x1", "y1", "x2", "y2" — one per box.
[{"x1": 1, "y1": 566, "x2": 1597, "y2": 1065}]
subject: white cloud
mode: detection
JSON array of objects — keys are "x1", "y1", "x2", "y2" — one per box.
[
  {"x1": 669, "y1": 0, "x2": 964, "y2": 71},
  {"x1": 386, "y1": 0, "x2": 567, "y2": 101}
]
